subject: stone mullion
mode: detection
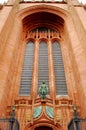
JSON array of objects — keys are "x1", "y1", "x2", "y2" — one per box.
[
  {"x1": 48, "y1": 40, "x2": 56, "y2": 99},
  {"x1": 48, "y1": 39, "x2": 56, "y2": 124},
  {"x1": 31, "y1": 39, "x2": 39, "y2": 99},
  {"x1": 31, "y1": 39, "x2": 39, "y2": 124}
]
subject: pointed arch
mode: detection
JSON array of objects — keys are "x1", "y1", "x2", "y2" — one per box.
[
  {"x1": 24, "y1": 122, "x2": 63, "y2": 130},
  {"x1": 38, "y1": 41, "x2": 49, "y2": 88},
  {"x1": 17, "y1": 4, "x2": 68, "y2": 20},
  {"x1": 19, "y1": 41, "x2": 34, "y2": 95},
  {"x1": 52, "y1": 41, "x2": 68, "y2": 95}
]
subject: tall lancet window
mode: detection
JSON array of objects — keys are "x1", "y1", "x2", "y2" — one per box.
[
  {"x1": 19, "y1": 41, "x2": 34, "y2": 95},
  {"x1": 38, "y1": 42, "x2": 49, "y2": 89},
  {"x1": 52, "y1": 41, "x2": 68, "y2": 95}
]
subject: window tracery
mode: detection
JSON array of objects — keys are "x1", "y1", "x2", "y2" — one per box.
[
  {"x1": 19, "y1": 42, "x2": 34, "y2": 95},
  {"x1": 52, "y1": 41, "x2": 67, "y2": 95},
  {"x1": 19, "y1": 28, "x2": 68, "y2": 96}
]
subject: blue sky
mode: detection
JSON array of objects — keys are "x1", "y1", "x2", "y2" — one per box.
[{"x1": 0, "y1": 0, "x2": 86, "y2": 4}]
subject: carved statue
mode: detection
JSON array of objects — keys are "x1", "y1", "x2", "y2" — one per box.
[{"x1": 38, "y1": 81, "x2": 48, "y2": 99}]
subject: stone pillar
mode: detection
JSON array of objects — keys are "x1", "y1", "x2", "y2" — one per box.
[
  {"x1": 32, "y1": 39, "x2": 39, "y2": 99},
  {"x1": 48, "y1": 40, "x2": 55, "y2": 99},
  {"x1": 31, "y1": 39, "x2": 39, "y2": 124}
]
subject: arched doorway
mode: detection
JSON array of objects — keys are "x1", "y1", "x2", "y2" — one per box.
[{"x1": 35, "y1": 126, "x2": 53, "y2": 130}]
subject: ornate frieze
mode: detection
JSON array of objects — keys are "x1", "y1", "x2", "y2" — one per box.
[{"x1": 25, "y1": 28, "x2": 61, "y2": 41}]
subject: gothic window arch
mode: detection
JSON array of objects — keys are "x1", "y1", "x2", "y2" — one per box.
[
  {"x1": 19, "y1": 41, "x2": 34, "y2": 95},
  {"x1": 52, "y1": 41, "x2": 68, "y2": 95},
  {"x1": 19, "y1": 28, "x2": 68, "y2": 96},
  {"x1": 38, "y1": 41, "x2": 49, "y2": 89}
]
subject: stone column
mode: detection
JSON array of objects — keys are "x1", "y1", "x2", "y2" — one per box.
[
  {"x1": 48, "y1": 39, "x2": 56, "y2": 124},
  {"x1": 31, "y1": 39, "x2": 39, "y2": 99},
  {"x1": 48, "y1": 39, "x2": 56, "y2": 99},
  {"x1": 31, "y1": 39, "x2": 39, "y2": 124}
]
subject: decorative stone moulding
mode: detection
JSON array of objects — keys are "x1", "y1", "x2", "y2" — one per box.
[
  {"x1": 35, "y1": 97, "x2": 53, "y2": 104},
  {"x1": 34, "y1": 106, "x2": 42, "y2": 118},
  {"x1": 20, "y1": 0, "x2": 67, "y2": 3},
  {"x1": 14, "y1": 98, "x2": 32, "y2": 106},
  {"x1": 26, "y1": 29, "x2": 61, "y2": 41},
  {"x1": 33, "y1": 106, "x2": 54, "y2": 119},
  {"x1": 55, "y1": 96, "x2": 73, "y2": 106},
  {"x1": 45, "y1": 106, "x2": 54, "y2": 118},
  {"x1": 6, "y1": 97, "x2": 80, "y2": 130}
]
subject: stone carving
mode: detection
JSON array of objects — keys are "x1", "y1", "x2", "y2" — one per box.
[
  {"x1": 34, "y1": 106, "x2": 42, "y2": 118},
  {"x1": 45, "y1": 106, "x2": 54, "y2": 118},
  {"x1": 38, "y1": 81, "x2": 48, "y2": 99},
  {"x1": 26, "y1": 115, "x2": 32, "y2": 122}
]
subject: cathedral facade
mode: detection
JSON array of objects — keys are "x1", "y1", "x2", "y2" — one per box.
[{"x1": 0, "y1": 0, "x2": 86, "y2": 130}]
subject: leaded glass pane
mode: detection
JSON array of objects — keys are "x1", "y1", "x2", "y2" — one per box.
[
  {"x1": 19, "y1": 41, "x2": 34, "y2": 96},
  {"x1": 38, "y1": 42, "x2": 49, "y2": 89},
  {"x1": 52, "y1": 41, "x2": 68, "y2": 95}
]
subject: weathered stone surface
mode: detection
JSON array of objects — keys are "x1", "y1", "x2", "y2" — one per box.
[{"x1": 0, "y1": 0, "x2": 86, "y2": 130}]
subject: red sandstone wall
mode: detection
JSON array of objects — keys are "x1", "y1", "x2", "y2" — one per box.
[
  {"x1": 0, "y1": 1, "x2": 86, "y2": 130},
  {"x1": 0, "y1": 6, "x2": 22, "y2": 115}
]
